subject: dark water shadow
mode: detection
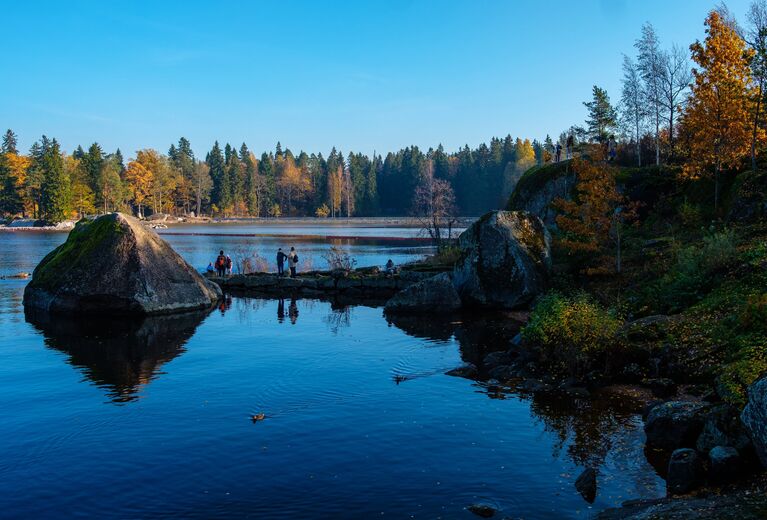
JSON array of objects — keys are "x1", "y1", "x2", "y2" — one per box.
[
  {"x1": 26, "y1": 308, "x2": 212, "y2": 403},
  {"x1": 387, "y1": 310, "x2": 649, "y2": 472}
]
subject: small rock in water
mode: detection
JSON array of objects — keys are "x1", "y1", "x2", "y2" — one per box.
[
  {"x1": 466, "y1": 503, "x2": 496, "y2": 518},
  {"x1": 667, "y1": 448, "x2": 704, "y2": 494},
  {"x1": 445, "y1": 363, "x2": 478, "y2": 379},
  {"x1": 575, "y1": 467, "x2": 597, "y2": 503}
]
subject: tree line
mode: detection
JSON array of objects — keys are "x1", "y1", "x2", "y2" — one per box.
[{"x1": 0, "y1": 129, "x2": 556, "y2": 222}]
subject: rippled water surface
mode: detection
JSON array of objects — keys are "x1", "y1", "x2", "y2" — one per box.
[{"x1": 0, "y1": 226, "x2": 665, "y2": 519}]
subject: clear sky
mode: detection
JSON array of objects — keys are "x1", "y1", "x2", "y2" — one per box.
[{"x1": 0, "y1": 0, "x2": 753, "y2": 159}]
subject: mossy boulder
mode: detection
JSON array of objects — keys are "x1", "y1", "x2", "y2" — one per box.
[
  {"x1": 452, "y1": 210, "x2": 551, "y2": 309},
  {"x1": 507, "y1": 161, "x2": 576, "y2": 226},
  {"x1": 23, "y1": 212, "x2": 221, "y2": 316}
]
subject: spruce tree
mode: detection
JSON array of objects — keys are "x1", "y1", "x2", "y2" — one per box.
[
  {"x1": 40, "y1": 139, "x2": 70, "y2": 223},
  {"x1": 2, "y1": 129, "x2": 18, "y2": 154}
]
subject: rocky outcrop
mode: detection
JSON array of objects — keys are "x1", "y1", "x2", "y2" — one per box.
[
  {"x1": 24, "y1": 213, "x2": 221, "y2": 316},
  {"x1": 696, "y1": 404, "x2": 752, "y2": 454},
  {"x1": 452, "y1": 211, "x2": 551, "y2": 309},
  {"x1": 741, "y1": 374, "x2": 767, "y2": 467},
  {"x1": 384, "y1": 273, "x2": 462, "y2": 313},
  {"x1": 507, "y1": 161, "x2": 576, "y2": 226},
  {"x1": 644, "y1": 401, "x2": 709, "y2": 450}
]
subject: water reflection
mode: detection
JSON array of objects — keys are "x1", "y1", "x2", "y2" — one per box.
[
  {"x1": 387, "y1": 309, "x2": 651, "y2": 475},
  {"x1": 26, "y1": 309, "x2": 211, "y2": 403}
]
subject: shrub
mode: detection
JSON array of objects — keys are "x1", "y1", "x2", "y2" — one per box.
[
  {"x1": 315, "y1": 204, "x2": 330, "y2": 218},
  {"x1": 739, "y1": 294, "x2": 767, "y2": 333},
  {"x1": 677, "y1": 199, "x2": 701, "y2": 227},
  {"x1": 323, "y1": 246, "x2": 356, "y2": 272},
  {"x1": 522, "y1": 292, "x2": 622, "y2": 379},
  {"x1": 655, "y1": 228, "x2": 738, "y2": 312}
]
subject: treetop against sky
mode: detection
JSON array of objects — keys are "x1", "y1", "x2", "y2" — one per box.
[{"x1": 0, "y1": 0, "x2": 755, "y2": 156}]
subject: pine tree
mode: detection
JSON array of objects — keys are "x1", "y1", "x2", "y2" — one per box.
[{"x1": 584, "y1": 86, "x2": 617, "y2": 143}]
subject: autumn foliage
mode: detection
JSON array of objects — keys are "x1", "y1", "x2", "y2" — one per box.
[
  {"x1": 553, "y1": 154, "x2": 637, "y2": 274},
  {"x1": 681, "y1": 10, "x2": 765, "y2": 209}
]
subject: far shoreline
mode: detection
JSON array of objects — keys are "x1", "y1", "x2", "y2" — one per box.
[{"x1": 0, "y1": 215, "x2": 476, "y2": 233}]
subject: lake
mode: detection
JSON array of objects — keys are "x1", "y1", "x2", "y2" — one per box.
[{"x1": 0, "y1": 223, "x2": 665, "y2": 519}]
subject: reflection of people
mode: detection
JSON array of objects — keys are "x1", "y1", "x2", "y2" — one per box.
[
  {"x1": 277, "y1": 298, "x2": 285, "y2": 323},
  {"x1": 288, "y1": 247, "x2": 298, "y2": 278},
  {"x1": 289, "y1": 298, "x2": 299, "y2": 324},
  {"x1": 215, "y1": 250, "x2": 226, "y2": 277},
  {"x1": 276, "y1": 248, "x2": 287, "y2": 276},
  {"x1": 218, "y1": 295, "x2": 232, "y2": 314}
]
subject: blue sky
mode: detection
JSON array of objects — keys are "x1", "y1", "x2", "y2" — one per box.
[{"x1": 0, "y1": 0, "x2": 753, "y2": 159}]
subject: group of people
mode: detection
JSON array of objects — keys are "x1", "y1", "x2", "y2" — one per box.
[
  {"x1": 208, "y1": 251, "x2": 233, "y2": 277},
  {"x1": 276, "y1": 247, "x2": 299, "y2": 277},
  {"x1": 553, "y1": 135, "x2": 575, "y2": 163},
  {"x1": 208, "y1": 247, "x2": 300, "y2": 278}
]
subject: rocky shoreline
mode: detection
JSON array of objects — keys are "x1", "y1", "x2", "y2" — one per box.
[{"x1": 207, "y1": 267, "x2": 440, "y2": 301}]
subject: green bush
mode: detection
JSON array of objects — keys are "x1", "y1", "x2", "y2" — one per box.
[
  {"x1": 522, "y1": 292, "x2": 622, "y2": 379},
  {"x1": 654, "y1": 228, "x2": 738, "y2": 312}
]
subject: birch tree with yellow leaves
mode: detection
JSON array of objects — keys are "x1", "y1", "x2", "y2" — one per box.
[{"x1": 682, "y1": 10, "x2": 763, "y2": 210}]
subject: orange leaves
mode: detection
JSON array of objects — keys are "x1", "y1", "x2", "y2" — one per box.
[
  {"x1": 683, "y1": 11, "x2": 763, "y2": 184},
  {"x1": 553, "y1": 158, "x2": 634, "y2": 274}
]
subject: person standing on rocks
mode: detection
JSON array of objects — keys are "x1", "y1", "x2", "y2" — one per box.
[
  {"x1": 215, "y1": 250, "x2": 227, "y2": 277},
  {"x1": 276, "y1": 248, "x2": 287, "y2": 276},
  {"x1": 288, "y1": 247, "x2": 298, "y2": 278}
]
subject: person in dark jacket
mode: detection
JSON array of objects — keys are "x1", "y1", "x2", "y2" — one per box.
[
  {"x1": 215, "y1": 250, "x2": 226, "y2": 277},
  {"x1": 276, "y1": 248, "x2": 287, "y2": 276}
]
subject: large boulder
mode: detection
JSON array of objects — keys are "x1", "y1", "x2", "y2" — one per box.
[
  {"x1": 507, "y1": 161, "x2": 576, "y2": 227},
  {"x1": 384, "y1": 273, "x2": 461, "y2": 313},
  {"x1": 644, "y1": 401, "x2": 709, "y2": 451},
  {"x1": 452, "y1": 211, "x2": 551, "y2": 309},
  {"x1": 23, "y1": 213, "x2": 221, "y2": 316},
  {"x1": 696, "y1": 404, "x2": 752, "y2": 454},
  {"x1": 741, "y1": 374, "x2": 767, "y2": 467}
]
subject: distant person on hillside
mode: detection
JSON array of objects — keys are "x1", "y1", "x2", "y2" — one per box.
[
  {"x1": 555, "y1": 142, "x2": 562, "y2": 162},
  {"x1": 608, "y1": 136, "x2": 617, "y2": 162},
  {"x1": 288, "y1": 247, "x2": 298, "y2": 278},
  {"x1": 215, "y1": 250, "x2": 226, "y2": 277},
  {"x1": 276, "y1": 248, "x2": 287, "y2": 276},
  {"x1": 566, "y1": 134, "x2": 574, "y2": 159}
]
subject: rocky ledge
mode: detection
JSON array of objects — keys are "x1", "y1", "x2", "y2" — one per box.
[{"x1": 208, "y1": 267, "x2": 438, "y2": 301}]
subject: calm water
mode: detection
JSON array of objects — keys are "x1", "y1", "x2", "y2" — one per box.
[{"x1": 0, "y1": 226, "x2": 664, "y2": 519}]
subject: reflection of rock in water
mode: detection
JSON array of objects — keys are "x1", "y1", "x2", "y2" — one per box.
[
  {"x1": 26, "y1": 309, "x2": 211, "y2": 403},
  {"x1": 385, "y1": 310, "x2": 525, "y2": 364}
]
